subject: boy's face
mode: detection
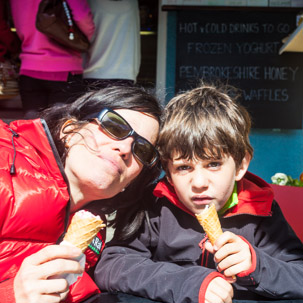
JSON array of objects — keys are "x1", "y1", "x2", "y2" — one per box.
[{"x1": 167, "y1": 153, "x2": 249, "y2": 214}]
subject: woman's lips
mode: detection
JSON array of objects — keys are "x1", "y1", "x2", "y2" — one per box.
[{"x1": 99, "y1": 155, "x2": 123, "y2": 174}]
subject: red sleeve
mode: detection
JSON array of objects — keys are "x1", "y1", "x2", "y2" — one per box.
[
  {"x1": 198, "y1": 272, "x2": 225, "y2": 303},
  {"x1": 66, "y1": 272, "x2": 100, "y2": 303},
  {"x1": 85, "y1": 226, "x2": 106, "y2": 271},
  {"x1": 65, "y1": 226, "x2": 106, "y2": 302},
  {"x1": 237, "y1": 236, "x2": 257, "y2": 277},
  {"x1": 0, "y1": 278, "x2": 16, "y2": 303}
]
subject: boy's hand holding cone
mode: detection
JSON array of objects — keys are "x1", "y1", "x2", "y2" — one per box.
[{"x1": 196, "y1": 204, "x2": 236, "y2": 280}]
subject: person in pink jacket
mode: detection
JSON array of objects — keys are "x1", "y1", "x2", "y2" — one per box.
[{"x1": 9, "y1": 0, "x2": 95, "y2": 118}]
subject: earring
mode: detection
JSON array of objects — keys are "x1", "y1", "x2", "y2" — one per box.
[
  {"x1": 121, "y1": 188, "x2": 125, "y2": 192},
  {"x1": 64, "y1": 138, "x2": 70, "y2": 149},
  {"x1": 61, "y1": 119, "x2": 75, "y2": 149}
]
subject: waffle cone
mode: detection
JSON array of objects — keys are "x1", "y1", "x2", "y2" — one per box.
[
  {"x1": 195, "y1": 204, "x2": 222, "y2": 245},
  {"x1": 63, "y1": 211, "x2": 106, "y2": 252}
]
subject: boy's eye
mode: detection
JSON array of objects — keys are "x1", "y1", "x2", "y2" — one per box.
[
  {"x1": 176, "y1": 165, "x2": 191, "y2": 171},
  {"x1": 207, "y1": 161, "x2": 222, "y2": 169}
]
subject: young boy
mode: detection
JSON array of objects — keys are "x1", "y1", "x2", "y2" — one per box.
[{"x1": 95, "y1": 84, "x2": 303, "y2": 303}]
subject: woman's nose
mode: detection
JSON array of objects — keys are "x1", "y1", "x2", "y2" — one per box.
[{"x1": 115, "y1": 137, "x2": 134, "y2": 160}]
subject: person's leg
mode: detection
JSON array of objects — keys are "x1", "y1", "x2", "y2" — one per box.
[
  {"x1": 47, "y1": 73, "x2": 85, "y2": 107},
  {"x1": 19, "y1": 75, "x2": 48, "y2": 119}
]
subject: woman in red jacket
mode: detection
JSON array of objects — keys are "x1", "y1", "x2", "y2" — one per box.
[{"x1": 0, "y1": 85, "x2": 162, "y2": 303}]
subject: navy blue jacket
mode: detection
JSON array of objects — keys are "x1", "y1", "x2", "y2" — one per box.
[{"x1": 95, "y1": 172, "x2": 303, "y2": 303}]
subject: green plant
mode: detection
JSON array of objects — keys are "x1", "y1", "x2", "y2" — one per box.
[{"x1": 271, "y1": 172, "x2": 303, "y2": 187}]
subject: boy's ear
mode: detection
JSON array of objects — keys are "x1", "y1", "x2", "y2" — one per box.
[
  {"x1": 235, "y1": 152, "x2": 251, "y2": 181},
  {"x1": 166, "y1": 174, "x2": 173, "y2": 187}
]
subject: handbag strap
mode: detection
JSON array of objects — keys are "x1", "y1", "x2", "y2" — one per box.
[{"x1": 62, "y1": 0, "x2": 74, "y2": 41}]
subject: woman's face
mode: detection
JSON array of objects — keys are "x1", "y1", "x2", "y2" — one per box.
[{"x1": 64, "y1": 109, "x2": 159, "y2": 212}]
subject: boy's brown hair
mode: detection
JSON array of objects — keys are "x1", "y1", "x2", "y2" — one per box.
[{"x1": 158, "y1": 83, "x2": 253, "y2": 174}]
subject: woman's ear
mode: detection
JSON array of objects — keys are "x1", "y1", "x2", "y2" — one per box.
[
  {"x1": 59, "y1": 119, "x2": 77, "y2": 147},
  {"x1": 60, "y1": 119, "x2": 75, "y2": 136},
  {"x1": 235, "y1": 152, "x2": 251, "y2": 181}
]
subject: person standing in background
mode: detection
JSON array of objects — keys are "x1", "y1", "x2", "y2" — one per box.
[
  {"x1": 9, "y1": 0, "x2": 95, "y2": 119},
  {"x1": 0, "y1": 1, "x2": 20, "y2": 99},
  {"x1": 83, "y1": 0, "x2": 140, "y2": 89},
  {"x1": 0, "y1": 0, "x2": 20, "y2": 63}
]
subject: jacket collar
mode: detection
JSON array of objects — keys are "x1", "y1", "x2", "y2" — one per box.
[
  {"x1": 7, "y1": 118, "x2": 70, "y2": 240},
  {"x1": 8, "y1": 118, "x2": 67, "y2": 186},
  {"x1": 153, "y1": 171, "x2": 273, "y2": 217}
]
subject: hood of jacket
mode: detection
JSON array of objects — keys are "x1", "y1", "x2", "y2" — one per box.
[{"x1": 153, "y1": 171, "x2": 274, "y2": 218}]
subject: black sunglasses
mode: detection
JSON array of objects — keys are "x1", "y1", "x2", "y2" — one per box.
[{"x1": 86, "y1": 108, "x2": 159, "y2": 167}]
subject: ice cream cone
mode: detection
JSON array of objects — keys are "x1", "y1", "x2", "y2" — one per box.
[
  {"x1": 196, "y1": 204, "x2": 236, "y2": 279},
  {"x1": 195, "y1": 203, "x2": 222, "y2": 245},
  {"x1": 63, "y1": 210, "x2": 106, "y2": 252}
]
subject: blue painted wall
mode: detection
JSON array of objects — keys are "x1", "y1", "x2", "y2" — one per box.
[
  {"x1": 249, "y1": 129, "x2": 303, "y2": 182},
  {"x1": 165, "y1": 12, "x2": 303, "y2": 183}
]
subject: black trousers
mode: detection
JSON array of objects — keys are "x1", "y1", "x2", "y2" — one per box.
[{"x1": 19, "y1": 74, "x2": 85, "y2": 118}]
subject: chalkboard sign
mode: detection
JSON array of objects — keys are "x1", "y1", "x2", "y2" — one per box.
[{"x1": 175, "y1": 10, "x2": 303, "y2": 129}]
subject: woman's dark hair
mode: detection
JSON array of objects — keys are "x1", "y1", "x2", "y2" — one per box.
[{"x1": 40, "y1": 85, "x2": 163, "y2": 240}]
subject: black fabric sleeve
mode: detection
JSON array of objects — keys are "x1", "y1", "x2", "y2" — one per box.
[
  {"x1": 237, "y1": 201, "x2": 303, "y2": 298},
  {"x1": 95, "y1": 202, "x2": 217, "y2": 303}
]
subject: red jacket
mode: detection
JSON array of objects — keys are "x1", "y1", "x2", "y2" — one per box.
[{"x1": 0, "y1": 119, "x2": 105, "y2": 302}]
